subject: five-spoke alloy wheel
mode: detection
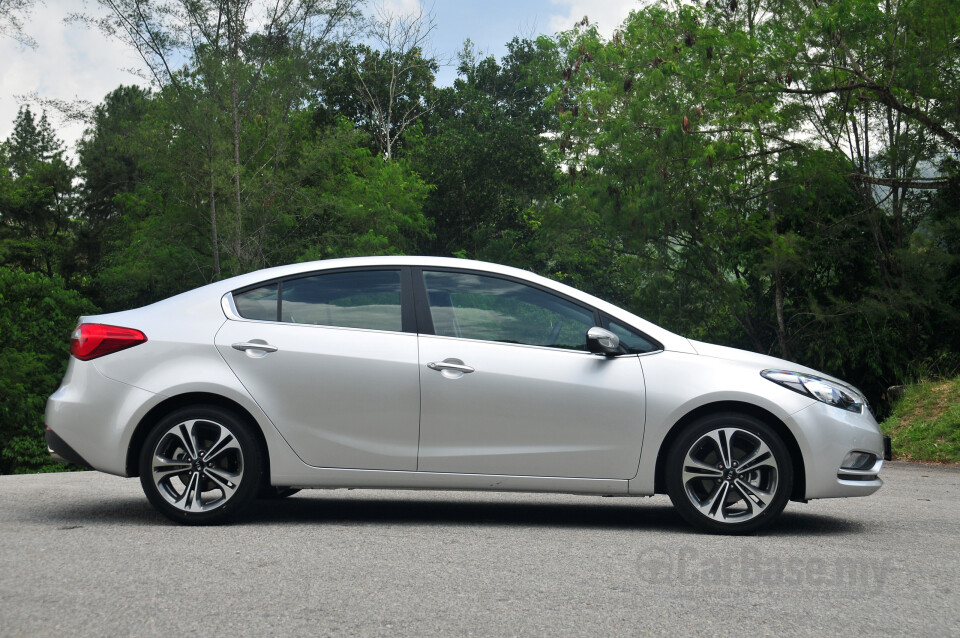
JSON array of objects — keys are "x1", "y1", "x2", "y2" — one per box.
[
  {"x1": 666, "y1": 413, "x2": 793, "y2": 534},
  {"x1": 139, "y1": 406, "x2": 262, "y2": 524}
]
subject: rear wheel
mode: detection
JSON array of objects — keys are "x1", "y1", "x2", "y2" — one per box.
[
  {"x1": 666, "y1": 413, "x2": 793, "y2": 534},
  {"x1": 139, "y1": 406, "x2": 262, "y2": 524}
]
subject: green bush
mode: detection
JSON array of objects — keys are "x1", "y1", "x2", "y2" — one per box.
[
  {"x1": 0, "y1": 267, "x2": 98, "y2": 473},
  {"x1": 881, "y1": 376, "x2": 960, "y2": 464}
]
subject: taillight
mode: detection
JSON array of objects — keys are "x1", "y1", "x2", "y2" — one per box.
[{"x1": 70, "y1": 324, "x2": 147, "y2": 360}]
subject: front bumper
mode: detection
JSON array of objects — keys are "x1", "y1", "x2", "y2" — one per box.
[{"x1": 788, "y1": 401, "x2": 887, "y2": 500}]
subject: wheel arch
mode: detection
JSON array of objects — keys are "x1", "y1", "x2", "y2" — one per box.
[
  {"x1": 652, "y1": 400, "x2": 806, "y2": 501},
  {"x1": 126, "y1": 392, "x2": 271, "y2": 483}
]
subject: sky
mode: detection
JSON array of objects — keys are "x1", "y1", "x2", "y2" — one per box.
[{"x1": 0, "y1": 0, "x2": 642, "y2": 154}]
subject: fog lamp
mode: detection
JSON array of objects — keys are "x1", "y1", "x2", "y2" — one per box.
[{"x1": 841, "y1": 451, "x2": 877, "y2": 470}]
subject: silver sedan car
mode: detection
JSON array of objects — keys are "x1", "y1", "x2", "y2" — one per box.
[{"x1": 45, "y1": 256, "x2": 888, "y2": 533}]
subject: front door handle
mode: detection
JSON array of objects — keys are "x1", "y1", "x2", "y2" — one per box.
[
  {"x1": 232, "y1": 341, "x2": 279, "y2": 353},
  {"x1": 427, "y1": 360, "x2": 475, "y2": 374}
]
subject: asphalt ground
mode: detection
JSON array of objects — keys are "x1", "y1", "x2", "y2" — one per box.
[{"x1": 1, "y1": 461, "x2": 958, "y2": 637}]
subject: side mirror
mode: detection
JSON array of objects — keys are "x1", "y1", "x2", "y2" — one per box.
[{"x1": 586, "y1": 326, "x2": 621, "y2": 355}]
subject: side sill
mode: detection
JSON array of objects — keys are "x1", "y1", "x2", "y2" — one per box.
[{"x1": 272, "y1": 467, "x2": 631, "y2": 496}]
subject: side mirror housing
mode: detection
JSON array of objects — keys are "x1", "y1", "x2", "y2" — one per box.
[{"x1": 586, "y1": 326, "x2": 621, "y2": 355}]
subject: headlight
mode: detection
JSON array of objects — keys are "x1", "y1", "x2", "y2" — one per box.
[{"x1": 761, "y1": 370, "x2": 864, "y2": 413}]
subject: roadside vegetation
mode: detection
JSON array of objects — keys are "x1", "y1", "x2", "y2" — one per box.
[
  {"x1": 882, "y1": 377, "x2": 960, "y2": 464},
  {"x1": 1, "y1": 0, "x2": 958, "y2": 472}
]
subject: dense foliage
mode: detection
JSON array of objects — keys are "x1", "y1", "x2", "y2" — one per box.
[
  {"x1": 1, "y1": 0, "x2": 958, "y2": 472},
  {"x1": 0, "y1": 268, "x2": 97, "y2": 473}
]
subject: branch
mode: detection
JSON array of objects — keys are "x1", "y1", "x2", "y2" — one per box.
[
  {"x1": 849, "y1": 174, "x2": 952, "y2": 190},
  {"x1": 833, "y1": 33, "x2": 960, "y2": 151},
  {"x1": 777, "y1": 82, "x2": 873, "y2": 96},
  {"x1": 0, "y1": 0, "x2": 38, "y2": 47}
]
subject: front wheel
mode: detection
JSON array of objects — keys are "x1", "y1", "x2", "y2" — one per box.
[
  {"x1": 666, "y1": 413, "x2": 793, "y2": 534},
  {"x1": 139, "y1": 406, "x2": 263, "y2": 524}
]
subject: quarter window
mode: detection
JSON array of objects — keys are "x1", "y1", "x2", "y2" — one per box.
[
  {"x1": 606, "y1": 318, "x2": 659, "y2": 354},
  {"x1": 233, "y1": 283, "x2": 278, "y2": 321},
  {"x1": 423, "y1": 271, "x2": 595, "y2": 350}
]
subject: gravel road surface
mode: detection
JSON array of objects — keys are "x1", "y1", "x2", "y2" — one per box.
[{"x1": 1, "y1": 461, "x2": 958, "y2": 637}]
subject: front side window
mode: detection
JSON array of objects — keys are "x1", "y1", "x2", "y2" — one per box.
[
  {"x1": 281, "y1": 270, "x2": 402, "y2": 332},
  {"x1": 423, "y1": 271, "x2": 595, "y2": 350}
]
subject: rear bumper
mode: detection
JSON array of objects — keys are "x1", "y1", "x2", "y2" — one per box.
[
  {"x1": 45, "y1": 357, "x2": 158, "y2": 477},
  {"x1": 45, "y1": 427, "x2": 92, "y2": 469}
]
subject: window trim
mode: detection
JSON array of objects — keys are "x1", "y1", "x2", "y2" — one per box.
[
  {"x1": 226, "y1": 266, "x2": 416, "y2": 334},
  {"x1": 223, "y1": 263, "x2": 665, "y2": 353},
  {"x1": 412, "y1": 266, "x2": 602, "y2": 352}
]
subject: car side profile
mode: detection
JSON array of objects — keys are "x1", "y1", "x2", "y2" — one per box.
[{"x1": 45, "y1": 256, "x2": 888, "y2": 533}]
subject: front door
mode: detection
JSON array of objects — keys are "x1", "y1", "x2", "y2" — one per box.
[{"x1": 415, "y1": 270, "x2": 646, "y2": 479}]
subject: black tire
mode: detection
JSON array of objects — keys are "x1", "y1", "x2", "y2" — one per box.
[
  {"x1": 258, "y1": 486, "x2": 301, "y2": 500},
  {"x1": 665, "y1": 412, "x2": 793, "y2": 534},
  {"x1": 139, "y1": 405, "x2": 263, "y2": 525}
]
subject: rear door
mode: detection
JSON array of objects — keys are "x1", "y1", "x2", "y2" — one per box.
[{"x1": 215, "y1": 268, "x2": 420, "y2": 471}]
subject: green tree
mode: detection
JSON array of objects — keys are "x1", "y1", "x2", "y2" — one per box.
[
  {"x1": 0, "y1": 267, "x2": 98, "y2": 473},
  {"x1": 77, "y1": 73, "x2": 435, "y2": 311},
  {"x1": 290, "y1": 118, "x2": 433, "y2": 259},
  {"x1": 536, "y1": 1, "x2": 958, "y2": 404},
  {"x1": 75, "y1": 86, "x2": 153, "y2": 292},
  {"x1": 85, "y1": 0, "x2": 363, "y2": 277},
  {"x1": 0, "y1": 107, "x2": 77, "y2": 280},
  {"x1": 74, "y1": 83, "x2": 220, "y2": 310},
  {"x1": 408, "y1": 37, "x2": 560, "y2": 259},
  {"x1": 764, "y1": 0, "x2": 960, "y2": 289},
  {"x1": 317, "y1": 3, "x2": 440, "y2": 160}
]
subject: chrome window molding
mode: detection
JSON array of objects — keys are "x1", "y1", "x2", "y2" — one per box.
[{"x1": 220, "y1": 292, "x2": 410, "y2": 337}]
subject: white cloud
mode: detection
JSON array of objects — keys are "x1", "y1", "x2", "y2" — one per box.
[
  {"x1": 377, "y1": 0, "x2": 424, "y2": 19},
  {"x1": 0, "y1": 0, "x2": 148, "y2": 156},
  {"x1": 548, "y1": 0, "x2": 642, "y2": 36}
]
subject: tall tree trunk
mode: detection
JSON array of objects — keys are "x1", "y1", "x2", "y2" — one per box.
[
  {"x1": 227, "y1": 4, "x2": 244, "y2": 274},
  {"x1": 232, "y1": 74, "x2": 243, "y2": 273},
  {"x1": 209, "y1": 163, "x2": 220, "y2": 279},
  {"x1": 773, "y1": 270, "x2": 790, "y2": 359},
  {"x1": 757, "y1": 124, "x2": 791, "y2": 359}
]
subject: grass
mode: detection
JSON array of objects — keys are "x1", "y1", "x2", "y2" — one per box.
[{"x1": 881, "y1": 375, "x2": 960, "y2": 464}]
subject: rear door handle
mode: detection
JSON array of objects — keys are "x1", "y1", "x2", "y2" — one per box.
[
  {"x1": 232, "y1": 341, "x2": 278, "y2": 353},
  {"x1": 427, "y1": 360, "x2": 475, "y2": 374}
]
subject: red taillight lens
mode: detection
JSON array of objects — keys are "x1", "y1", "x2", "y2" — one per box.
[{"x1": 70, "y1": 324, "x2": 147, "y2": 360}]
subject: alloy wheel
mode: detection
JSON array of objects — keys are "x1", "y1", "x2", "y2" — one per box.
[
  {"x1": 149, "y1": 418, "x2": 245, "y2": 514},
  {"x1": 666, "y1": 413, "x2": 793, "y2": 533},
  {"x1": 679, "y1": 427, "x2": 780, "y2": 523}
]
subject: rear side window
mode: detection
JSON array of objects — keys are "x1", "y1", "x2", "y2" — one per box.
[
  {"x1": 232, "y1": 270, "x2": 403, "y2": 332},
  {"x1": 281, "y1": 270, "x2": 402, "y2": 332}
]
